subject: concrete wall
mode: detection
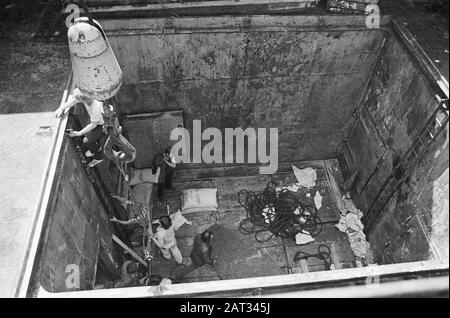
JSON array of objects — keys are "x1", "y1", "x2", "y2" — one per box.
[
  {"x1": 339, "y1": 27, "x2": 449, "y2": 264},
  {"x1": 38, "y1": 137, "x2": 120, "y2": 293},
  {"x1": 103, "y1": 16, "x2": 385, "y2": 164}
]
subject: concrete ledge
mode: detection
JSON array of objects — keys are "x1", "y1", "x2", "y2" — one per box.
[
  {"x1": 98, "y1": 14, "x2": 392, "y2": 34},
  {"x1": 86, "y1": 0, "x2": 320, "y2": 19},
  {"x1": 37, "y1": 260, "x2": 448, "y2": 298}
]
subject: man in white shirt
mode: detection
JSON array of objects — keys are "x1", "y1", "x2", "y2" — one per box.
[
  {"x1": 55, "y1": 88, "x2": 106, "y2": 167},
  {"x1": 151, "y1": 215, "x2": 183, "y2": 264}
]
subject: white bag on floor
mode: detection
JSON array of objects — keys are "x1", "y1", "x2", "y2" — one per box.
[
  {"x1": 181, "y1": 188, "x2": 218, "y2": 214},
  {"x1": 292, "y1": 165, "x2": 317, "y2": 188}
]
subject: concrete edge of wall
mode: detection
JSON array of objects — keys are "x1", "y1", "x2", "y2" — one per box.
[
  {"x1": 14, "y1": 74, "x2": 74, "y2": 298},
  {"x1": 36, "y1": 261, "x2": 448, "y2": 298},
  {"x1": 262, "y1": 275, "x2": 449, "y2": 298},
  {"x1": 97, "y1": 14, "x2": 392, "y2": 34},
  {"x1": 391, "y1": 19, "x2": 449, "y2": 99}
]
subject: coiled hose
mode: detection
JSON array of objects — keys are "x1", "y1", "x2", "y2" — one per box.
[{"x1": 237, "y1": 182, "x2": 322, "y2": 243}]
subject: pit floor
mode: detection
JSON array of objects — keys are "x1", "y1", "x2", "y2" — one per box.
[{"x1": 147, "y1": 159, "x2": 357, "y2": 283}]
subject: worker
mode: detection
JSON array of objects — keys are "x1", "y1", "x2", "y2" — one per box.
[
  {"x1": 114, "y1": 260, "x2": 140, "y2": 288},
  {"x1": 151, "y1": 216, "x2": 183, "y2": 264},
  {"x1": 103, "y1": 125, "x2": 137, "y2": 181},
  {"x1": 152, "y1": 146, "x2": 176, "y2": 200},
  {"x1": 110, "y1": 198, "x2": 152, "y2": 258},
  {"x1": 189, "y1": 231, "x2": 215, "y2": 269},
  {"x1": 55, "y1": 88, "x2": 106, "y2": 167},
  {"x1": 104, "y1": 126, "x2": 136, "y2": 163},
  {"x1": 172, "y1": 231, "x2": 215, "y2": 280}
]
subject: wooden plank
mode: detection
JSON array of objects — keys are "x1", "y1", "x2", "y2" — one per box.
[
  {"x1": 173, "y1": 160, "x2": 326, "y2": 182},
  {"x1": 112, "y1": 235, "x2": 148, "y2": 268}
]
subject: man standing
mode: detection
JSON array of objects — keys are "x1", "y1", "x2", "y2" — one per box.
[
  {"x1": 55, "y1": 87, "x2": 106, "y2": 167},
  {"x1": 110, "y1": 197, "x2": 153, "y2": 259},
  {"x1": 151, "y1": 216, "x2": 183, "y2": 264},
  {"x1": 190, "y1": 231, "x2": 215, "y2": 269},
  {"x1": 152, "y1": 146, "x2": 176, "y2": 200}
]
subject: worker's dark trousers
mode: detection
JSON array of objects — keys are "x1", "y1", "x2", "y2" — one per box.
[
  {"x1": 157, "y1": 166, "x2": 174, "y2": 198},
  {"x1": 104, "y1": 133, "x2": 136, "y2": 163},
  {"x1": 84, "y1": 125, "x2": 106, "y2": 160}
]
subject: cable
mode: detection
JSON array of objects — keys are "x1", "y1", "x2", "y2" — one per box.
[
  {"x1": 293, "y1": 244, "x2": 333, "y2": 270},
  {"x1": 237, "y1": 182, "x2": 322, "y2": 243}
]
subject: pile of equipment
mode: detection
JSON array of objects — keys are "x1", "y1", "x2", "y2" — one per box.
[{"x1": 237, "y1": 182, "x2": 322, "y2": 243}]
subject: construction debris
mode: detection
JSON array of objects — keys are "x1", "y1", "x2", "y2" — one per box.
[{"x1": 334, "y1": 194, "x2": 372, "y2": 261}]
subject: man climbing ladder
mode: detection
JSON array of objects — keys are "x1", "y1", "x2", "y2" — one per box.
[{"x1": 55, "y1": 88, "x2": 106, "y2": 168}]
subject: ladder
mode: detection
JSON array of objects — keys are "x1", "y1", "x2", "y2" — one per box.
[
  {"x1": 399, "y1": 97, "x2": 449, "y2": 175},
  {"x1": 365, "y1": 97, "x2": 449, "y2": 228}
]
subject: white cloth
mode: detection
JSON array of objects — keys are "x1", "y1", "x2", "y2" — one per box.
[
  {"x1": 335, "y1": 215, "x2": 347, "y2": 233},
  {"x1": 170, "y1": 210, "x2": 192, "y2": 230},
  {"x1": 348, "y1": 231, "x2": 369, "y2": 259},
  {"x1": 345, "y1": 213, "x2": 364, "y2": 232},
  {"x1": 295, "y1": 232, "x2": 315, "y2": 245},
  {"x1": 314, "y1": 191, "x2": 323, "y2": 210},
  {"x1": 292, "y1": 165, "x2": 317, "y2": 188},
  {"x1": 332, "y1": 194, "x2": 370, "y2": 259},
  {"x1": 84, "y1": 99, "x2": 104, "y2": 125},
  {"x1": 262, "y1": 206, "x2": 275, "y2": 224},
  {"x1": 276, "y1": 184, "x2": 300, "y2": 193}
]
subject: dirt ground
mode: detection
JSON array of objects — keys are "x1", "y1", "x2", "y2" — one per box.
[{"x1": 0, "y1": 0, "x2": 448, "y2": 115}]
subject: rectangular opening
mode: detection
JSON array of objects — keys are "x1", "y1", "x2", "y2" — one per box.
[{"x1": 32, "y1": 12, "x2": 448, "y2": 297}]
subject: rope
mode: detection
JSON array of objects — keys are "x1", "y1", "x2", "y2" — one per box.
[
  {"x1": 293, "y1": 244, "x2": 333, "y2": 270},
  {"x1": 237, "y1": 182, "x2": 322, "y2": 243}
]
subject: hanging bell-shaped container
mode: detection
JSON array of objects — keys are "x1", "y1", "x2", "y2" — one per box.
[{"x1": 68, "y1": 17, "x2": 122, "y2": 100}]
